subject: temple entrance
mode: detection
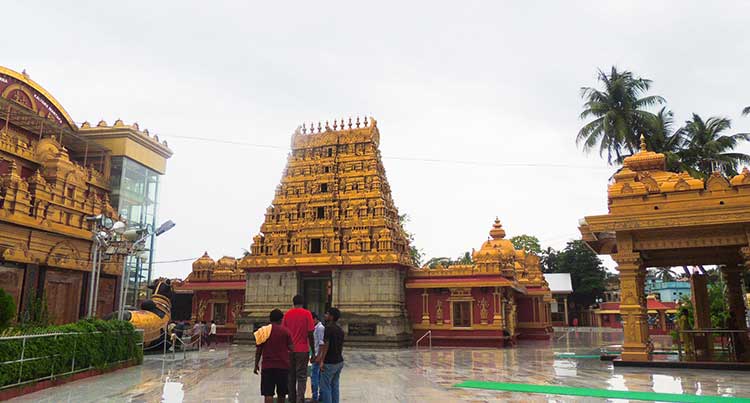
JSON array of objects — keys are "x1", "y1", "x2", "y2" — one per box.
[{"x1": 301, "y1": 274, "x2": 331, "y2": 317}]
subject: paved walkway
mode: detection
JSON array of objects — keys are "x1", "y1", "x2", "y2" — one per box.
[{"x1": 10, "y1": 330, "x2": 750, "y2": 402}]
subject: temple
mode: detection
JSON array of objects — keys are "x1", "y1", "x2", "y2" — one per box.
[
  {"x1": 406, "y1": 218, "x2": 553, "y2": 347},
  {"x1": 580, "y1": 136, "x2": 750, "y2": 363},
  {"x1": 236, "y1": 117, "x2": 413, "y2": 346},
  {"x1": 0, "y1": 66, "x2": 172, "y2": 324},
  {"x1": 186, "y1": 117, "x2": 555, "y2": 347},
  {"x1": 175, "y1": 253, "x2": 246, "y2": 340}
]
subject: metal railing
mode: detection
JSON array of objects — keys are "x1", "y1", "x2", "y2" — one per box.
[
  {"x1": 675, "y1": 329, "x2": 749, "y2": 362},
  {"x1": 0, "y1": 329, "x2": 144, "y2": 390},
  {"x1": 416, "y1": 330, "x2": 432, "y2": 350}
]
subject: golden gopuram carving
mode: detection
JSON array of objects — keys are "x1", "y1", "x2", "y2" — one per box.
[
  {"x1": 580, "y1": 136, "x2": 750, "y2": 362},
  {"x1": 406, "y1": 218, "x2": 553, "y2": 346},
  {"x1": 234, "y1": 117, "x2": 414, "y2": 346}
]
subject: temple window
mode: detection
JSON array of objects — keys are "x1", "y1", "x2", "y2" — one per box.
[
  {"x1": 317, "y1": 206, "x2": 325, "y2": 219},
  {"x1": 213, "y1": 303, "x2": 227, "y2": 325},
  {"x1": 327, "y1": 148, "x2": 333, "y2": 157},
  {"x1": 320, "y1": 183, "x2": 328, "y2": 193},
  {"x1": 310, "y1": 238, "x2": 322, "y2": 254},
  {"x1": 324, "y1": 166, "x2": 330, "y2": 173},
  {"x1": 452, "y1": 301, "x2": 471, "y2": 327}
]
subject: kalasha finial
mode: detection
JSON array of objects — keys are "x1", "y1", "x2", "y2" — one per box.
[
  {"x1": 317, "y1": 122, "x2": 322, "y2": 133},
  {"x1": 640, "y1": 134, "x2": 647, "y2": 152},
  {"x1": 340, "y1": 118, "x2": 344, "y2": 130},
  {"x1": 356, "y1": 117, "x2": 361, "y2": 128},
  {"x1": 302, "y1": 123, "x2": 307, "y2": 134},
  {"x1": 333, "y1": 120, "x2": 338, "y2": 130},
  {"x1": 364, "y1": 116, "x2": 369, "y2": 127},
  {"x1": 348, "y1": 117, "x2": 353, "y2": 129}
]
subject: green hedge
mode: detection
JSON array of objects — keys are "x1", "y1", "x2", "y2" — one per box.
[{"x1": 0, "y1": 319, "x2": 143, "y2": 388}]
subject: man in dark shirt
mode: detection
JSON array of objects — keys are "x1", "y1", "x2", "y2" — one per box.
[
  {"x1": 254, "y1": 309, "x2": 294, "y2": 403},
  {"x1": 317, "y1": 307, "x2": 344, "y2": 403}
]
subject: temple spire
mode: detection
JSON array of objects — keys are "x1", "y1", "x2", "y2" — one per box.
[{"x1": 640, "y1": 134, "x2": 647, "y2": 152}]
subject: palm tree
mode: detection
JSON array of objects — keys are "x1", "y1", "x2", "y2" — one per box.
[
  {"x1": 577, "y1": 67, "x2": 665, "y2": 164},
  {"x1": 646, "y1": 107, "x2": 685, "y2": 172},
  {"x1": 653, "y1": 267, "x2": 675, "y2": 282},
  {"x1": 676, "y1": 114, "x2": 750, "y2": 178}
]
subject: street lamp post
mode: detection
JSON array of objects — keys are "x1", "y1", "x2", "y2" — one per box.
[{"x1": 116, "y1": 220, "x2": 175, "y2": 320}]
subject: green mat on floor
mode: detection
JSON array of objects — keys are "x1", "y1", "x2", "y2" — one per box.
[{"x1": 454, "y1": 380, "x2": 750, "y2": 402}]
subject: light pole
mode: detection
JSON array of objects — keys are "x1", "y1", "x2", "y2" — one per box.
[
  {"x1": 116, "y1": 220, "x2": 175, "y2": 320},
  {"x1": 85, "y1": 215, "x2": 122, "y2": 318}
]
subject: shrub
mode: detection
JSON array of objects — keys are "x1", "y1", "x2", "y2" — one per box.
[
  {"x1": 0, "y1": 290, "x2": 15, "y2": 331},
  {"x1": 0, "y1": 319, "x2": 143, "y2": 388}
]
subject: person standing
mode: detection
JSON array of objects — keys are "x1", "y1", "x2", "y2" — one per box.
[
  {"x1": 254, "y1": 309, "x2": 294, "y2": 403},
  {"x1": 191, "y1": 321, "x2": 201, "y2": 347},
  {"x1": 310, "y1": 312, "x2": 325, "y2": 402},
  {"x1": 282, "y1": 295, "x2": 315, "y2": 403},
  {"x1": 200, "y1": 321, "x2": 208, "y2": 347},
  {"x1": 209, "y1": 320, "x2": 218, "y2": 350},
  {"x1": 317, "y1": 307, "x2": 344, "y2": 403}
]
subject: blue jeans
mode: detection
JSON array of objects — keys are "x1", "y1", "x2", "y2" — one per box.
[
  {"x1": 311, "y1": 362, "x2": 321, "y2": 400},
  {"x1": 319, "y1": 361, "x2": 343, "y2": 403}
]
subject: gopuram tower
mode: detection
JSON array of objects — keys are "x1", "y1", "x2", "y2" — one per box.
[{"x1": 236, "y1": 117, "x2": 413, "y2": 347}]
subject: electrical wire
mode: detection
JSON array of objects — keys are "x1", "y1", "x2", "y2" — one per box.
[{"x1": 163, "y1": 134, "x2": 612, "y2": 171}]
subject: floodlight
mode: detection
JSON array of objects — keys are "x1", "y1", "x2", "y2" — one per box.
[
  {"x1": 112, "y1": 221, "x2": 126, "y2": 234},
  {"x1": 155, "y1": 220, "x2": 175, "y2": 236}
]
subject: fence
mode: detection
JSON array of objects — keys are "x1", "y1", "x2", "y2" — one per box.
[{"x1": 0, "y1": 329, "x2": 144, "y2": 390}]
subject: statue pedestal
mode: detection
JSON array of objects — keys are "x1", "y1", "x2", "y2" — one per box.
[{"x1": 233, "y1": 315, "x2": 256, "y2": 345}]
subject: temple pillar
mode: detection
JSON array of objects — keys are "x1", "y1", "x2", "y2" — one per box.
[
  {"x1": 725, "y1": 253, "x2": 750, "y2": 361},
  {"x1": 492, "y1": 287, "x2": 503, "y2": 327},
  {"x1": 421, "y1": 289, "x2": 430, "y2": 325},
  {"x1": 613, "y1": 251, "x2": 650, "y2": 361},
  {"x1": 659, "y1": 310, "x2": 666, "y2": 331},
  {"x1": 563, "y1": 297, "x2": 569, "y2": 326},
  {"x1": 690, "y1": 273, "x2": 712, "y2": 360}
]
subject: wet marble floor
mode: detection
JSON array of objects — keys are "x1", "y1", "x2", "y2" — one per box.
[{"x1": 9, "y1": 330, "x2": 750, "y2": 402}]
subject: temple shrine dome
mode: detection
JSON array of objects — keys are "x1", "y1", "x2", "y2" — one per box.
[
  {"x1": 473, "y1": 218, "x2": 517, "y2": 262},
  {"x1": 192, "y1": 252, "x2": 216, "y2": 271}
]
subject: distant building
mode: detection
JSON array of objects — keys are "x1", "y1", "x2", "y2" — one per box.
[
  {"x1": 545, "y1": 273, "x2": 572, "y2": 326},
  {"x1": 174, "y1": 253, "x2": 246, "y2": 341},
  {"x1": 646, "y1": 278, "x2": 691, "y2": 303}
]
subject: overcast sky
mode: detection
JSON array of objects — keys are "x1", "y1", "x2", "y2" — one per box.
[{"x1": 3, "y1": 1, "x2": 749, "y2": 278}]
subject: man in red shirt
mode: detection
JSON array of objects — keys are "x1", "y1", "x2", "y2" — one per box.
[
  {"x1": 282, "y1": 294, "x2": 315, "y2": 403},
  {"x1": 254, "y1": 309, "x2": 293, "y2": 403}
]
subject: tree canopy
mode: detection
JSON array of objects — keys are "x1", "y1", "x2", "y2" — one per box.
[
  {"x1": 578, "y1": 66, "x2": 750, "y2": 177},
  {"x1": 509, "y1": 234, "x2": 542, "y2": 255},
  {"x1": 577, "y1": 67, "x2": 665, "y2": 164},
  {"x1": 399, "y1": 214, "x2": 423, "y2": 267},
  {"x1": 543, "y1": 240, "x2": 607, "y2": 308}
]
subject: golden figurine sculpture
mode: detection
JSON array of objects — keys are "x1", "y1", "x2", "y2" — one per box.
[{"x1": 107, "y1": 278, "x2": 180, "y2": 346}]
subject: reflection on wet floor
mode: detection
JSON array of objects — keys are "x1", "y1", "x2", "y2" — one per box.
[{"x1": 9, "y1": 329, "x2": 750, "y2": 402}]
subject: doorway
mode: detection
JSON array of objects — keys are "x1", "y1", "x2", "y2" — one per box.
[{"x1": 302, "y1": 275, "x2": 331, "y2": 317}]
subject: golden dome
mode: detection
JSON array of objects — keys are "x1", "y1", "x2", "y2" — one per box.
[
  {"x1": 474, "y1": 218, "x2": 517, "y2": 261},
  {"x1": 192, "y1": 252, "x2": 215, "y2": 272},
  {"x1": 623, "y1": 134, "x2": 666, "y2": 171},
  {"x1": 216, "y1": 256, "x2": 238, "y2": 271},
  {"x1": 97, "y1": 119, "x2": 108, "y2": 127},
  {"x1": 489, "y1": 217, "x2": 506, "y2": 239}
]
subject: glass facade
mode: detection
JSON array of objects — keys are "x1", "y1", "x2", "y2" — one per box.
[{"x1": 109, "y1": 157, "x2": 160, "y2": 307}]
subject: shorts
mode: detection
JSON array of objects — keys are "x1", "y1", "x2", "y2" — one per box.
[{"x1": 261, "y1": 368, "x2": 289, "y2": 396}]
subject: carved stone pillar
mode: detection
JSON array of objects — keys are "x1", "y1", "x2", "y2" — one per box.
[
  {"x1": 726, "y1": 252, "x2": 750, "y2": 361},
  {"x1": 493, "y1": 287, "x2": 503, "y2": 327},
  {"x1": 613, "y1": 251, "x2": 650, "y2": 361},
  {"x1": 421, "y1": 289, "x2": 430, "y2": 325}
]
